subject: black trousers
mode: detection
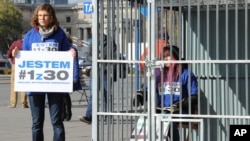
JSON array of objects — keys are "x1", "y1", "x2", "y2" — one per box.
[{"x1": 62, "y1": 94, "x2": 72, "y2": 120}]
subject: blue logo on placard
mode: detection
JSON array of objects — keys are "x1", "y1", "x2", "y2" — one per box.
[{"x1": 83, "y1": 2, "x2": 92, "y2": 14}]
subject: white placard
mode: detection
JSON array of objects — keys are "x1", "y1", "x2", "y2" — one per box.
[{"x1": 14, "y1": 51, "x2": 73, "y2": 92}]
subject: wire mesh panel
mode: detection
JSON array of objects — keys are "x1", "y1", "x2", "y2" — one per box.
[{"x1": 91, "y1": 0, "x2": 250, "y2": 141}]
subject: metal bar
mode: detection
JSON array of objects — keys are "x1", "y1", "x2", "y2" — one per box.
[
  {"x1": 245, "y1": 0, "x2": 249, "y2": 118},
  {"x1": 205, "y1": 1, "x2": 211, "y2": 140},
  {"x1": 215, "y1": 1, "x2": 220, "y2": 140},
  {"x1": 96, "y1": 112, "x2": 250, "y2": 119},
  {"x1": 155, "y1": 0, "x2": 249, "y2": 7},
  {"x1": 96, "y1": 59, "x2": 250, "y2": 64},
  {"x1": 92, "y1": 0, "x2": 98, "y2": 140},
  {"x1": 235, "y1": 0, "x2": 239, "y2": 126},
  {"x1": 149, "y1": 0, "x2": 157, "y2": 140}
]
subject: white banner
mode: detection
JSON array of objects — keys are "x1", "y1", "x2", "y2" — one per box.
[{"x1": 14, "y1": 51, "x2": 73, "y2": 92}]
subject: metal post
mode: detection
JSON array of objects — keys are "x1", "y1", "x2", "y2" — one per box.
[
  {"x1": 148, "y1": 0, "x2": 156, "y2": 140},
  {"x1": 92, "y1": 0, "x2": 98, "y2": 141},
  {"x1": 135, "y1": 19, "x2": 141, "y2": 90}
]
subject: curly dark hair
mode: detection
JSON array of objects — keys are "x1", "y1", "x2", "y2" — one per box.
[{"x1": 30, "y1": 3, "x2": 59, "y2": 30}]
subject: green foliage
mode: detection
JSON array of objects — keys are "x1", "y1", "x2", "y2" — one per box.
[{"x1": 0, "y1": 0, "x2": 23, "y2": 54}]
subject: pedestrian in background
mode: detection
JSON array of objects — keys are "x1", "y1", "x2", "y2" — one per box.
[
  {"x1": 78, "y1": 40, "x2": 93, "y2": 124},
  {"x1": 6, "y1": 31, "x2": 29, "y2": 108},
  {"x1": 79, "y1": 33, "x2": 117, "y2": 124},
  {"x1": 12, "y1": 3, "x2": 76, "y2": 141}
]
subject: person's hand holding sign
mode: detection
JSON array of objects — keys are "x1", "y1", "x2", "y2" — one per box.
[
  {"x1": 12, "y1": 47, "x2": 19, "y2": 57},
  {"x1": 69, "y1": 48, "x2": 76, "y2": 57}
]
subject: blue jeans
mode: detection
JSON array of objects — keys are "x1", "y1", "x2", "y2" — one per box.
[
  {"x1": 85, "y1": 78, "x2": 92, "y2": 119},
  {"x1": 85, "y1": 74, "x2": 110, "y2": 119},
  {"x1": 29, "y1": 94, "x2": 65, "y2": 141},
  {"x1": 102, "y1": 75, "x2": 110, "y2": 112}
]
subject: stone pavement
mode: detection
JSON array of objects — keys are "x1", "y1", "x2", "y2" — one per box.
[{"x1": 0, "y1": 75, "x2": 92, "y2": 141}]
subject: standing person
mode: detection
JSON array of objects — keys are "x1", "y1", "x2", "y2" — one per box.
[
  {"x1": 78, "y1": 40, "x2": 93, "y2": 124},
  {"x1": 134, "y1": 45, "x2": 198, "y2": 141},
  {"x1": 79, "y1": 33, "x2": 117, "y2": 124},
  {"x1": 7, "y1": 31, "x2": 29, "y2": 108},
  {"x1": 12, "y1": 3, "x2": 76, "y2": 141}
]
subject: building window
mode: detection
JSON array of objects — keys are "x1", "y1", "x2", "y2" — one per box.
[
  {"x1": 66, "y1": 28, "x2": 71, "y2": 35},
  {"x1": 66, "y1": 17, "x2": 71, "y2": 23}
]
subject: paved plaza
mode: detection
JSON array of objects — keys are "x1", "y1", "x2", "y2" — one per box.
[{"x1": 0, "y1": 75, "x2": 92, "y2": 141}]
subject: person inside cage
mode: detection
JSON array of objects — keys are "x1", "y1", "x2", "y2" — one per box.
[{"x1": 133, "y1": 45, "x2": 199, "y2": 141}]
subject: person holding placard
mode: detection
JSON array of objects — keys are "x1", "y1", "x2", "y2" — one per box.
[{"x1": 12, "y1": 3, "x2": 77, "y2": 141}]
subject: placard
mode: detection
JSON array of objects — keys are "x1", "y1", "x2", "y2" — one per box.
[{"x1": 14, "y1": 51, "x2": 73, "y2": 92}]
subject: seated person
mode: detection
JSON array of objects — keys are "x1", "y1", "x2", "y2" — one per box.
[{"x1": 134, "y1": 45, "x2": 198, "y2": 141}]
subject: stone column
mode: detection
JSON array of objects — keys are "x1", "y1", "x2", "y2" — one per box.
[
  {"x1": 83, "y1": 28, "x2": 88, "y2": 41},
  {"x1": 78, "y1": 28, "x2": 83, "y2": 39}
]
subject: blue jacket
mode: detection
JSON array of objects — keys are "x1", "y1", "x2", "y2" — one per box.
[
  {"x1": 71, "y1": 46, "x2": 79, "y2": 82},
  {"x1": 155, "y1": 68, "x2": 198, "y2": 107},
  {"x1": 22, "y1": 27, "x2": 79, "y2": 95}
]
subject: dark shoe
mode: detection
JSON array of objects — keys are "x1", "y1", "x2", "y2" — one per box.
[
  {"x1": 79, "y1": 116, "x2": 91, "y2": 124},
  {"x1": 65, "y1": 111, "x2": 72, "y2": 121}
]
